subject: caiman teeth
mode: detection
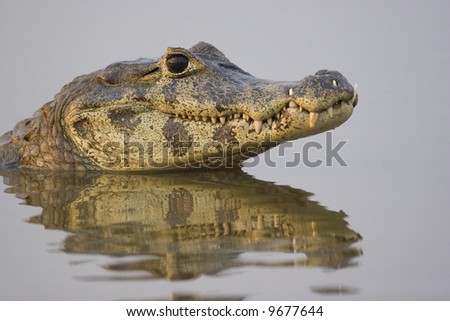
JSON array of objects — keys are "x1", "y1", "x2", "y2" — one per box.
[
  {"x1": 327, "y1": 107, "x2": 334, "y2": 118},
  {"x1": 254, "y1": 120, "x2": 263, "y2": 134},
  {"x1": 289, "y1": 101, "x2": 299, "y2": 108},
  {"x1": 173, "y1": 95, "x2": 347, "y2": 133},
  {"x1": 309, "y1": 112, "x2": 319, "y2": 128},
  {"x1": 289, "y1": 88, "x2": 294, "y2": 96},
  {"x1": 351, "y1": 83, "x2": 358, "y2": 105},
  {"x1": 271, "y1": 120, "x2": 277, "y2": 130}
]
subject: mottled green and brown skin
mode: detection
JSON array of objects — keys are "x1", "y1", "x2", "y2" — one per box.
[{"x1": 0, "y1": 42, "x2": 357, "y2": 171}]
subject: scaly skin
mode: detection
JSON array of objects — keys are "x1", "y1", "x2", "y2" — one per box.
[{"x1": 0, "y1": 42, "x2": 358, "y2": 171}]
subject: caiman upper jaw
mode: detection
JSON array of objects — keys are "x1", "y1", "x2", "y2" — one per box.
[{"x1": 165, "y1": 74, "x2": 358, "y2": 135}]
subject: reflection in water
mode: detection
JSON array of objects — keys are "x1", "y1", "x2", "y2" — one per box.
[
  {"x1": 310, "y1": 285, "x2": 360, "y2": 296},
  {"x1": 1, "y1": 168, "x2": 362, "y2": 284}
]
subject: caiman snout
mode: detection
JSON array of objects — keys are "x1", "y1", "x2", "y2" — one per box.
[
  {"x1": 269, "y1": 70, "x2": 358, "y2": 129},
  {"x1": 289, "y1": 70, "x2": 357, "y2": 110}
]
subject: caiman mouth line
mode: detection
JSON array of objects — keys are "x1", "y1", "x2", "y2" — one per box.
[{"x1": 172, "y1": 84, "x2": 358, "y2": 133}]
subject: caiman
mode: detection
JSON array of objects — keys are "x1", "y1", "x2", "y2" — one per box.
[{"x1": 0, "y1": 42, "x2": 358, "y2": 171}]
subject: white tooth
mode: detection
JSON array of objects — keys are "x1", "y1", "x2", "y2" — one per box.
[
  {"x1": 351, "y1": 83, "x2": 358, "y2": 104},
  {"x1": 299, "y1": 106, "x2": 303, "y2": 113},
  {"x1": 327, "y1": 107, "x2": 334, "y2": 118},
  {"x1": 276, "y1": 112, "x2": 281, "y2": 119},
  {"x1": 271, "y1": 121, "x2": 277, "y2": 130},
  {"x1": 188, "y1": 115, "x2": 193, "y2": 120},
  {"x1": 234, "y1": 113, "x2": 240, "y2": 119},
  {"x1": 211, "y1": 117, "x2": 218, "y2": 124},
  {"x1": 228, "y1": 115, "x2": 234, "y2": 121},
  {"x1": 254, "y1": 120, "x2": 263, "y2": 134},
  {"x1": 195, "y1": 116, "x2": 201, "y2": 121},
  {"x1": 243, "y1": 114, "x2": 249, "y2": 121},
  {"x1": 289, "y1": 88, "x2": 294, "y2": 96},
  {"x1": 202, "y1": 116, "x2": 209, "y2": 122},
  {"x1": 309, "y1": 112, "x2": 319, "y2": 128},
  {"x1": 220, "y1": 116, "x2": 226, "y2": 124},
  {"x1": 289, "y1": 101, "x2": 298, "y2": 108},
  {"x1": 267, "y1": 117, "x2": 273, "y2": 126},
  {"x1": 332, "y1": 79, "x2": 337, "y2": 87}
]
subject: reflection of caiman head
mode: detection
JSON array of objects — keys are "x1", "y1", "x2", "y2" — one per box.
[{"x1": 1, "y1": 169, "x2": 362, "y2": 280}]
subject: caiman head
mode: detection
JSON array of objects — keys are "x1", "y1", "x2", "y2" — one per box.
[{"x1": 51, "y1": 42, "x2": 358, "y2": 170}]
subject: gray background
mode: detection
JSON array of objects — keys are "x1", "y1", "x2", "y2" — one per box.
[{"x1": 1, "y1": 0, "x2": 449, "y2": 299}]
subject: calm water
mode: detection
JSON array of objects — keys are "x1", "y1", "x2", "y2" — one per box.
[{"x1": 1, "y1": 1, "x2": 449, "y2": 300}]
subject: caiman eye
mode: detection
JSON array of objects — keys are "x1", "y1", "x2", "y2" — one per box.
[{"x1": 166, "y1": 54, "x2": 189, "y2": 74}]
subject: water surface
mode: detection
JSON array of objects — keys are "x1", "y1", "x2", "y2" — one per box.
[{"x1": 0, "y1": 168, "x2": 361, "y2": 300}]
